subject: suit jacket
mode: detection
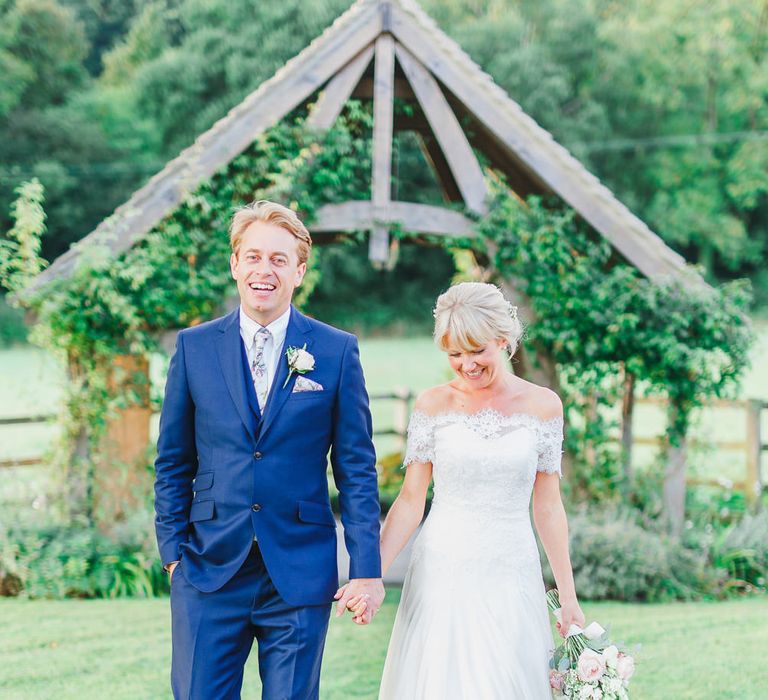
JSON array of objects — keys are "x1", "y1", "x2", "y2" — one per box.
[{"x1": 154, "y1": 305, "x2": 381, "y2": 606}]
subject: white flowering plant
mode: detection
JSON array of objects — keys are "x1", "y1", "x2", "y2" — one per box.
[{"x1": 546, "y1": 590, "x2": 636, "y2": 700}]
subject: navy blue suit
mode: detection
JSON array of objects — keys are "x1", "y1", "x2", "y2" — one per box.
[{"x1": 154, "y1": 306, "x2": 381, "y2": 699}]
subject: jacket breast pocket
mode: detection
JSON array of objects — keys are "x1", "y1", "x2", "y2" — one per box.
[{"x1": 289, "y1": 389, "x2": 333, "y2": 402}]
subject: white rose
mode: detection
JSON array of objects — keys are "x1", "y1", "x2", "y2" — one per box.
[
  {"x1": 602, "y1": 645, "x2": 619, "y2": 668},
  {"x1": 615, "y1": 654, "x2": 635, "y2": 681},
  {"x1": 293, "y1": 348, "x2": 315, "y2": 372},
  {"x1": 577, "y1": 649, "x2": 606, "y2": 683}
]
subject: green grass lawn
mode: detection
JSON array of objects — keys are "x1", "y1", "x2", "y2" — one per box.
[{"x1": 0, "y1": 591, "x2": 765, "y2": 699}]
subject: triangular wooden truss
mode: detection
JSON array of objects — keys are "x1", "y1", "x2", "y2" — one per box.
[
  {"x1": 31, "y1": 0, "x2": 701, "y2": 290},
  {"x1": 307, "y1": 34, "x2": 488, "y2": 266}
]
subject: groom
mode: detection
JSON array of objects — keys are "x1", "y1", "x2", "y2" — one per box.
[{"x1": 154, "y1": 200, "x2": 384, "y2": 699}]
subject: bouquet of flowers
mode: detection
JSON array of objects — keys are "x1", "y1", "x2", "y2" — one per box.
[{"x1": 546, "y1": 590, "x2": 635, "y2": 699}]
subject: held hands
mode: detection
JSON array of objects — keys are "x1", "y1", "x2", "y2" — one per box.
[
  {"x1": 334, "y1": 578, "x2": 385, "y2": 625},
  {"x1": 556, "y1": 595, "x2": 586, "y2": 638}
]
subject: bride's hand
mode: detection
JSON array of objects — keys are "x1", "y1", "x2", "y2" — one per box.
[
  {"x1": 557, "y1": 598, "x2": 586, "y2": 638},
  {"x1": 333, "y1": 584, "x2": 370, "y2": 622}
]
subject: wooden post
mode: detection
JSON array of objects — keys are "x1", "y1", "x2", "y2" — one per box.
[
  {"x1": 663, "y1": 400, "x2": 688, "y2": 537},
  {"x1": 393, "y1": 386, "x2": 410, "y2": 454},
  {"x1": 370, "y1": 33, "x2": 395, "y2": 266},
  {"x1": 66, "y1": 352, "x2": 93, "y2": 523},
  {"x1": 497, "y1": 277, "x2": 561, "y2": 390},
  {"x1": 746, "y1": 399, "x2": 763, "y2": 511},
  {"x1": 621, "y1": 367, "x2": 636, "y2": 485},
  {"x1": 95, "y1": 353, "x2": 153, "y2": 530},
  {"x1": 584, "y1": 391, "x2": 598, "y2": 470}
]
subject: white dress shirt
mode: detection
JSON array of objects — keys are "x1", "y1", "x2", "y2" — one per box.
[{"x1": 239, "y1": 305, "x2": 291, "y2": 405}]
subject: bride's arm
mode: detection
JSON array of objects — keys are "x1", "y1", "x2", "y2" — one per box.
[
  {"x1": 533, "y1": 473, "x2": 584, "y2": 635},
  {"x1": 380, "y1": 462, "x2": 432, "y2": 575}
]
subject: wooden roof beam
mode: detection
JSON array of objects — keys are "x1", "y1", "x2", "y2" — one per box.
[
  {"x1": 388, "y1": 2, "x2": 698, "y2": 284},
  {"x1": 417, "y1": 132, "x2": 462, "y2": 203},
  {"x1": 26, "y1": 0, "x2": 383, "y2": 291},
  {"x1": 313, "y1": 201, "x2": 476, "y2": 238},
  {"x1": 306, "y1": 44, "x2": 374, "y2": 131},
  {"x1": 395, "y1": 42, "x2": 488, "y2": 216}
]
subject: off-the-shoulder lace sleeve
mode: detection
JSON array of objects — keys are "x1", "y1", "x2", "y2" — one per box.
[
  {"x1": 403, "y1": 410, "x2": 435, "y2": 466},
  {"x1": 537, "y1": 417, "x2": 564, "y2": 477}
]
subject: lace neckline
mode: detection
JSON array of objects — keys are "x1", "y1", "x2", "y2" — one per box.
[{"x1": 410, "y1": 407, "x2": 563, "y2": 428}]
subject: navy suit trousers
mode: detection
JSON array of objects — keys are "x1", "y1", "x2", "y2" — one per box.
[{"x1": 170, "y1": 546, "x2": 331, "y2": 700}]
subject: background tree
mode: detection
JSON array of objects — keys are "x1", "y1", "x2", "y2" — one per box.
[{"x1": 1, "y1": 0, "x2": 766, "y2": 337}]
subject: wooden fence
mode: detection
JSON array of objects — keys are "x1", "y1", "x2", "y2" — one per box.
[
  {"x1": 2, "y1": 392, "x2": 765, "y2": 501},
  {"x1": 0, "y1": 390, "x2": 417, "y2": 469},
  {"x1": 631, "y1": 397, "x2": 766, "y2": 500}
]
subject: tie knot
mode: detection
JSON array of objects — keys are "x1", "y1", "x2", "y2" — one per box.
[{"x1": 254, "y1": 326, "x2": 271, "y2": 349}]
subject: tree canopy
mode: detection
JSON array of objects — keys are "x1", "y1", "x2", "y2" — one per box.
[{"x1": 1, "y1": 0, "x2": 766, "y2": 325}]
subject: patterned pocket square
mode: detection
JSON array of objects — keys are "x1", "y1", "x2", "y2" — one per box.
[{"x1": 292, "y1": 376, "x2": 324, "y2": 393}]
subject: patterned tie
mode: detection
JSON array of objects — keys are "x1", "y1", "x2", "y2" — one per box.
[{"x1": 250, "y1": 327, "x2": 271, "y2": 411}]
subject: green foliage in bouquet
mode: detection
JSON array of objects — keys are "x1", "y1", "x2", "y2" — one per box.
[
  {"x1": 546, "y1": 589, "x2": 609, "y2": 667},
  {"x1": 546, "y1": 590, "x2": 635, "y2": 699}
]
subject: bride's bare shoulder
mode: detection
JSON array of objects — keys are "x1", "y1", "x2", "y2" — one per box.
[
  {"x1": 512, "y1": 378, "x2": 563, "y2": 420},
  {"x1": 413, "y1": 384, "x2": 456, "y2": 415}
]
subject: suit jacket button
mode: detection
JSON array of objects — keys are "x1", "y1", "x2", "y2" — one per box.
[
  {"x1": 251, "y1": 503, "x2": 261, "y2": 512},
  {"x1": 253, "y1": 451, "x2": 263, "y2": 460}
]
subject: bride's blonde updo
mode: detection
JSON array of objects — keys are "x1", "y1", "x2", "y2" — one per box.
[{"x1": 433, "y1": 282, "x2": 523, "y2": 355}]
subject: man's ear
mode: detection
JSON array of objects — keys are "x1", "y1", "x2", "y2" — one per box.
[
  {"x1": 230, "y1": 252, "x2": 238, "y2": 279},
  {"x1": 295, "y1": 262, "x2": 307, "y2": 286}
]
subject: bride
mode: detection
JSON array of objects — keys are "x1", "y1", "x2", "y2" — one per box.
[{"x1": 363, "y1": 282, "x2": 583, "y2": 698}]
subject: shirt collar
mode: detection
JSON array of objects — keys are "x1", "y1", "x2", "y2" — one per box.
[{"x1": 239, "y1": 305, "x2": 291, "y2": 348}]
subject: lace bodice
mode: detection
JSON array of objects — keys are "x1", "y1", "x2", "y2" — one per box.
[{"x1": 403, "y1": 408, "x2": 563, "y2": 515}]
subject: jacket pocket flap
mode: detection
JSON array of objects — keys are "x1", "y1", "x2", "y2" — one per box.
[
  {"x1": 189, "y1": 499, "x2": 215, "y2": 523},
  {"x1": 297, "y1": 500, "x2": 335, "y2": 528},
  {"x1": 193, "y1": 471, "x2": 214, "y2": 492}
]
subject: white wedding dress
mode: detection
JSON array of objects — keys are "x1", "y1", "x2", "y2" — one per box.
[{"x1": 379, "y1": 408, "x2": 563, "y2": 700}]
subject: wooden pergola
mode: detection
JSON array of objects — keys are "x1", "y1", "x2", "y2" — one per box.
[
  {"x1": 26, "y1": 0, "x2": 709, "y2": 526},
  {"x1": 33, "y1": 0, "x2": 699, "y2": 288}
]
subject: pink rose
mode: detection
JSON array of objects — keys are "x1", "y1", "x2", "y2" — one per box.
[
  {"x1": 576, "y1": 649, "x2": 606, "y2": 683},
  {"x1": 549, "y1": 670, "x2": 565, "y2": 691},
  {"x1": 616, "y1": 653, "x2": 635, "y2": 681}
]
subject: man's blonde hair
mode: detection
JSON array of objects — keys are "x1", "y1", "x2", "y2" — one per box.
[{"x1": 229, "y1": 200, "x2": 312, "y2": 264}]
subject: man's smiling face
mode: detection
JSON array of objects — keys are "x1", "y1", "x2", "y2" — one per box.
[{"x1": 230, "y1": 220, "x2": 306, "y2": 326}]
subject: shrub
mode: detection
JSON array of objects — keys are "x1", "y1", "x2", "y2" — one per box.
[
  {"x1": 710, "y1": 510, "x2": 768, "y2": 593},
  {"x1": 541, "y1": 508, "x2": 721, "y2": 602},
  {"x1": 0, "y1": 511, "x2": 167, "y2": 599}
]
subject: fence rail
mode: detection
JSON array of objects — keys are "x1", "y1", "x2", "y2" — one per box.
[
  {"x1": 2, "y1": 394, "x2": 765, "y2": 498},
  {"x1": 0, "y1": 391, "x2": 419, "y2": 469}
]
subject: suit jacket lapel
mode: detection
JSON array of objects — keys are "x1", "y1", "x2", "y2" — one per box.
[
  {"x1": 216, "y1": 308, "x2": 257, "y2": 442},
  {"x1": 259, "y1": 305, "x2": 312, "y2": 441}
]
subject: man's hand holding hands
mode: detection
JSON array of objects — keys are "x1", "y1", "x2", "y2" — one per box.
[{"x1": 334, "y1": 578, "x2": 385, "y2": 625}]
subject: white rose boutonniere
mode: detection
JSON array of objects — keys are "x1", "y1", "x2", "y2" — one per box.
[{"x1": 283, "y1": 344, "x2": 316, "y2": 388}]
